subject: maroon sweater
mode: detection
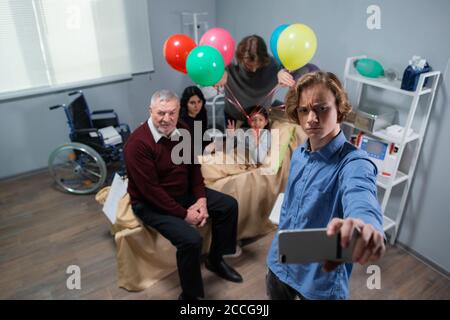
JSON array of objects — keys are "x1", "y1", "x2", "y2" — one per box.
[{"x1": 124, "y1": 121, "x2": 206, "y2": 218}]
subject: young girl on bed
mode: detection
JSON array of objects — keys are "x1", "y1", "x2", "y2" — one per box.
[{"x1": 226, "y1": 105, "x2": 271, "y2": 165}]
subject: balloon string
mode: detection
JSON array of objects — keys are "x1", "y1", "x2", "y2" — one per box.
[
  {"x1": 224, "y1": 83, "x2": 282, "y2": 121},
  {"x1": 266, "y1": 84, "x2": 280, "y2": 102},
  {"x1": 225, "y1": 96, "x2": 249, "y2": 120},
  {"x1": 224, "y1": 84, "x2": 250, "y2": 120},
  {"x1": 256, "y1": 84, "x2": 279, "y2": 108}
]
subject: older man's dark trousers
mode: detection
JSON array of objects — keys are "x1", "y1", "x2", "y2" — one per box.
[{"x1": 132, "y1": 187, "x2": 238, "y2": 299}]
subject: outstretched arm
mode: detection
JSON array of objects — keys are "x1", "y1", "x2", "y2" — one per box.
[{"x1": 323, "y1": 158, "x2": 386, "y2": 272}]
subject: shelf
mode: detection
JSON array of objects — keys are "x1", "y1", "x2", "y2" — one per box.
[
  {"x1": 342, "y1": 122, "x2": 420, "y2": 144},
  {"x1": 344, "y1": 56, "x2": 441, "y2": 245},
  {"x1": 371, "y1": 129, "x2": 420, "y2": 144},
  {"x1": 377, "y1": 171, "x2": 409, "y2": 189},
  {"x1": 346, "y1": 74, "x2": 432, "y2": 96},
  {"x1": 383, "y1": 215, "x2": 396, "y2": 231}
]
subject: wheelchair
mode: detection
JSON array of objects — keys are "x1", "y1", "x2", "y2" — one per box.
[{"x1": 48, "y1": 90, "x2": 130, "y2": 194}]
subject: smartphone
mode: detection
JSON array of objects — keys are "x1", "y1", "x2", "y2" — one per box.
[{"x1": 278, "y1": 228, "x2": 359, "y2": 264}]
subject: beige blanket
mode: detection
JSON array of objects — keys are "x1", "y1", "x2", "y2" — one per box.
[{"x1": 96, "y1": 118, "x2": 306, "y2": 291}]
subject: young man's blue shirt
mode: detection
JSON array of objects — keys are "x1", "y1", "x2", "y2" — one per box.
[{"x1": 267, "y1": 131, "x2": 384, "y2": 300}]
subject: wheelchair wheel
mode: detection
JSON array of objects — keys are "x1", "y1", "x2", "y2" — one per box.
[{"x1": 48, "y1": 142, "x2": 107, "y2": 194}]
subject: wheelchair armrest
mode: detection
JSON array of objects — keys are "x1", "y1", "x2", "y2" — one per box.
[
  {"x1": 68, "y1": 90, "x2": 82, "y2": 96},
  {"x1": 74, "y1": 128, "x2": 98, "y2": 134},
  {"x1": 71, "y1": 128, "x2": 105, "y2": 146},
  {"x1": 91, "y1": 109, "x2": 115, "y2": 115}
]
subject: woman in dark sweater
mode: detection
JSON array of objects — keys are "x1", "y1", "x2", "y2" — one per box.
[
  {"x1": 219, "y1": 35, "x2": 278, "y2": 122},
  {"x1": 216, "y1": 34, "x2": 319, "y2": 123},
  {"x1": 180, "y1": 86, "x2": 209, "y2": 151}
]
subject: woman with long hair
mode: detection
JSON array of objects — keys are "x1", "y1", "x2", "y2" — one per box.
[
  {"x1": 180, "y1": 86, "x2": 209, "y2": 151},
  {"x1": 217, "y1": 35, "x2": 319, "y2": 124}
]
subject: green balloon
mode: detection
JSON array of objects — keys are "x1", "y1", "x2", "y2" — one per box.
[
  {"x1": 186, "y1": 46, "x2": 225, "y2": 86},
  {"x1": 354, "y1": 58, "x2": 384, "y2": 78}
]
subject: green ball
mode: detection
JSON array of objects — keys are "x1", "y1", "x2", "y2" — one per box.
[
  {"x1": 186, "y1": 45, "x2": 225, "y2": 86},
  {"x1": 354, "y1": 58, "x2": 384, "y2": 78}
]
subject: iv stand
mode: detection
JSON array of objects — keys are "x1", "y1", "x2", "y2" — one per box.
[{"x1": 181, "y1": 12, "x2": 208, "y2": 44}]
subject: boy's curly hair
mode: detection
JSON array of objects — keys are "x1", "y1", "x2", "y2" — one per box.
[{"x1": 285, "y1": 71, "x2": 352, "y2": 123}]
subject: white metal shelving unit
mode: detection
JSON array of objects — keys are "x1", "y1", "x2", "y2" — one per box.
[
  {"x1": 204, "y1": 93, "x2": 226, "y2": 139},
  {"x1": 343, "y1": 56, "x2": 440, "y2": 244}
]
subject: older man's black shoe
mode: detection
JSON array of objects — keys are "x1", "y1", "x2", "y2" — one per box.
[{"x1": 205, "y1": 258, "x2": 243, "y2": 283}]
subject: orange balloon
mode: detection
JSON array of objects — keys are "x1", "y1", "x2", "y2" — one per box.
[{"x1": 163, "y1": 34, "x2": 196, "y2": 74}]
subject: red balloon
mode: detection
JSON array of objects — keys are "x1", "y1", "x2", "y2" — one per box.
[{"x1": 163, "y1": 34, "x2": 196, "y2": 74}]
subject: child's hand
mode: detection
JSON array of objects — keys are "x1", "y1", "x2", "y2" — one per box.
[{"x1": 227, "y1": 120, "x2": 236, "y2": 135}]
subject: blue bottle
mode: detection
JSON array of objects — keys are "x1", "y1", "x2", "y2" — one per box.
[{"x1": 401, "y1": 62, "x2": 431, "y2": 91}]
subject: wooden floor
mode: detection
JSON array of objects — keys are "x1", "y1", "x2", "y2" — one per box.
[{"x1": 0, "y1": 170, "x2": 449, "y2": 300}]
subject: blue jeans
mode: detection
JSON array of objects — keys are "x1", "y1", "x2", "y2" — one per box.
[{"x1": 266, "y1": 269, "x2": 307, "y2": 300}]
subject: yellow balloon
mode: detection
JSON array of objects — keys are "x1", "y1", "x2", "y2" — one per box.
[{"x1": 277, "y1": 23, "x2": 317, "y2": 71}]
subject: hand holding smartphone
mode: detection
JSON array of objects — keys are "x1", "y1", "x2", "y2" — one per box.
[{"x1": 278, "y1": 227, "x2": 360, "y2": 264}]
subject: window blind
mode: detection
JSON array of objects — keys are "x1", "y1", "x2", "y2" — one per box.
[{"x1": 0, "y1": 0, "x2": 153, "y2": 98}]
